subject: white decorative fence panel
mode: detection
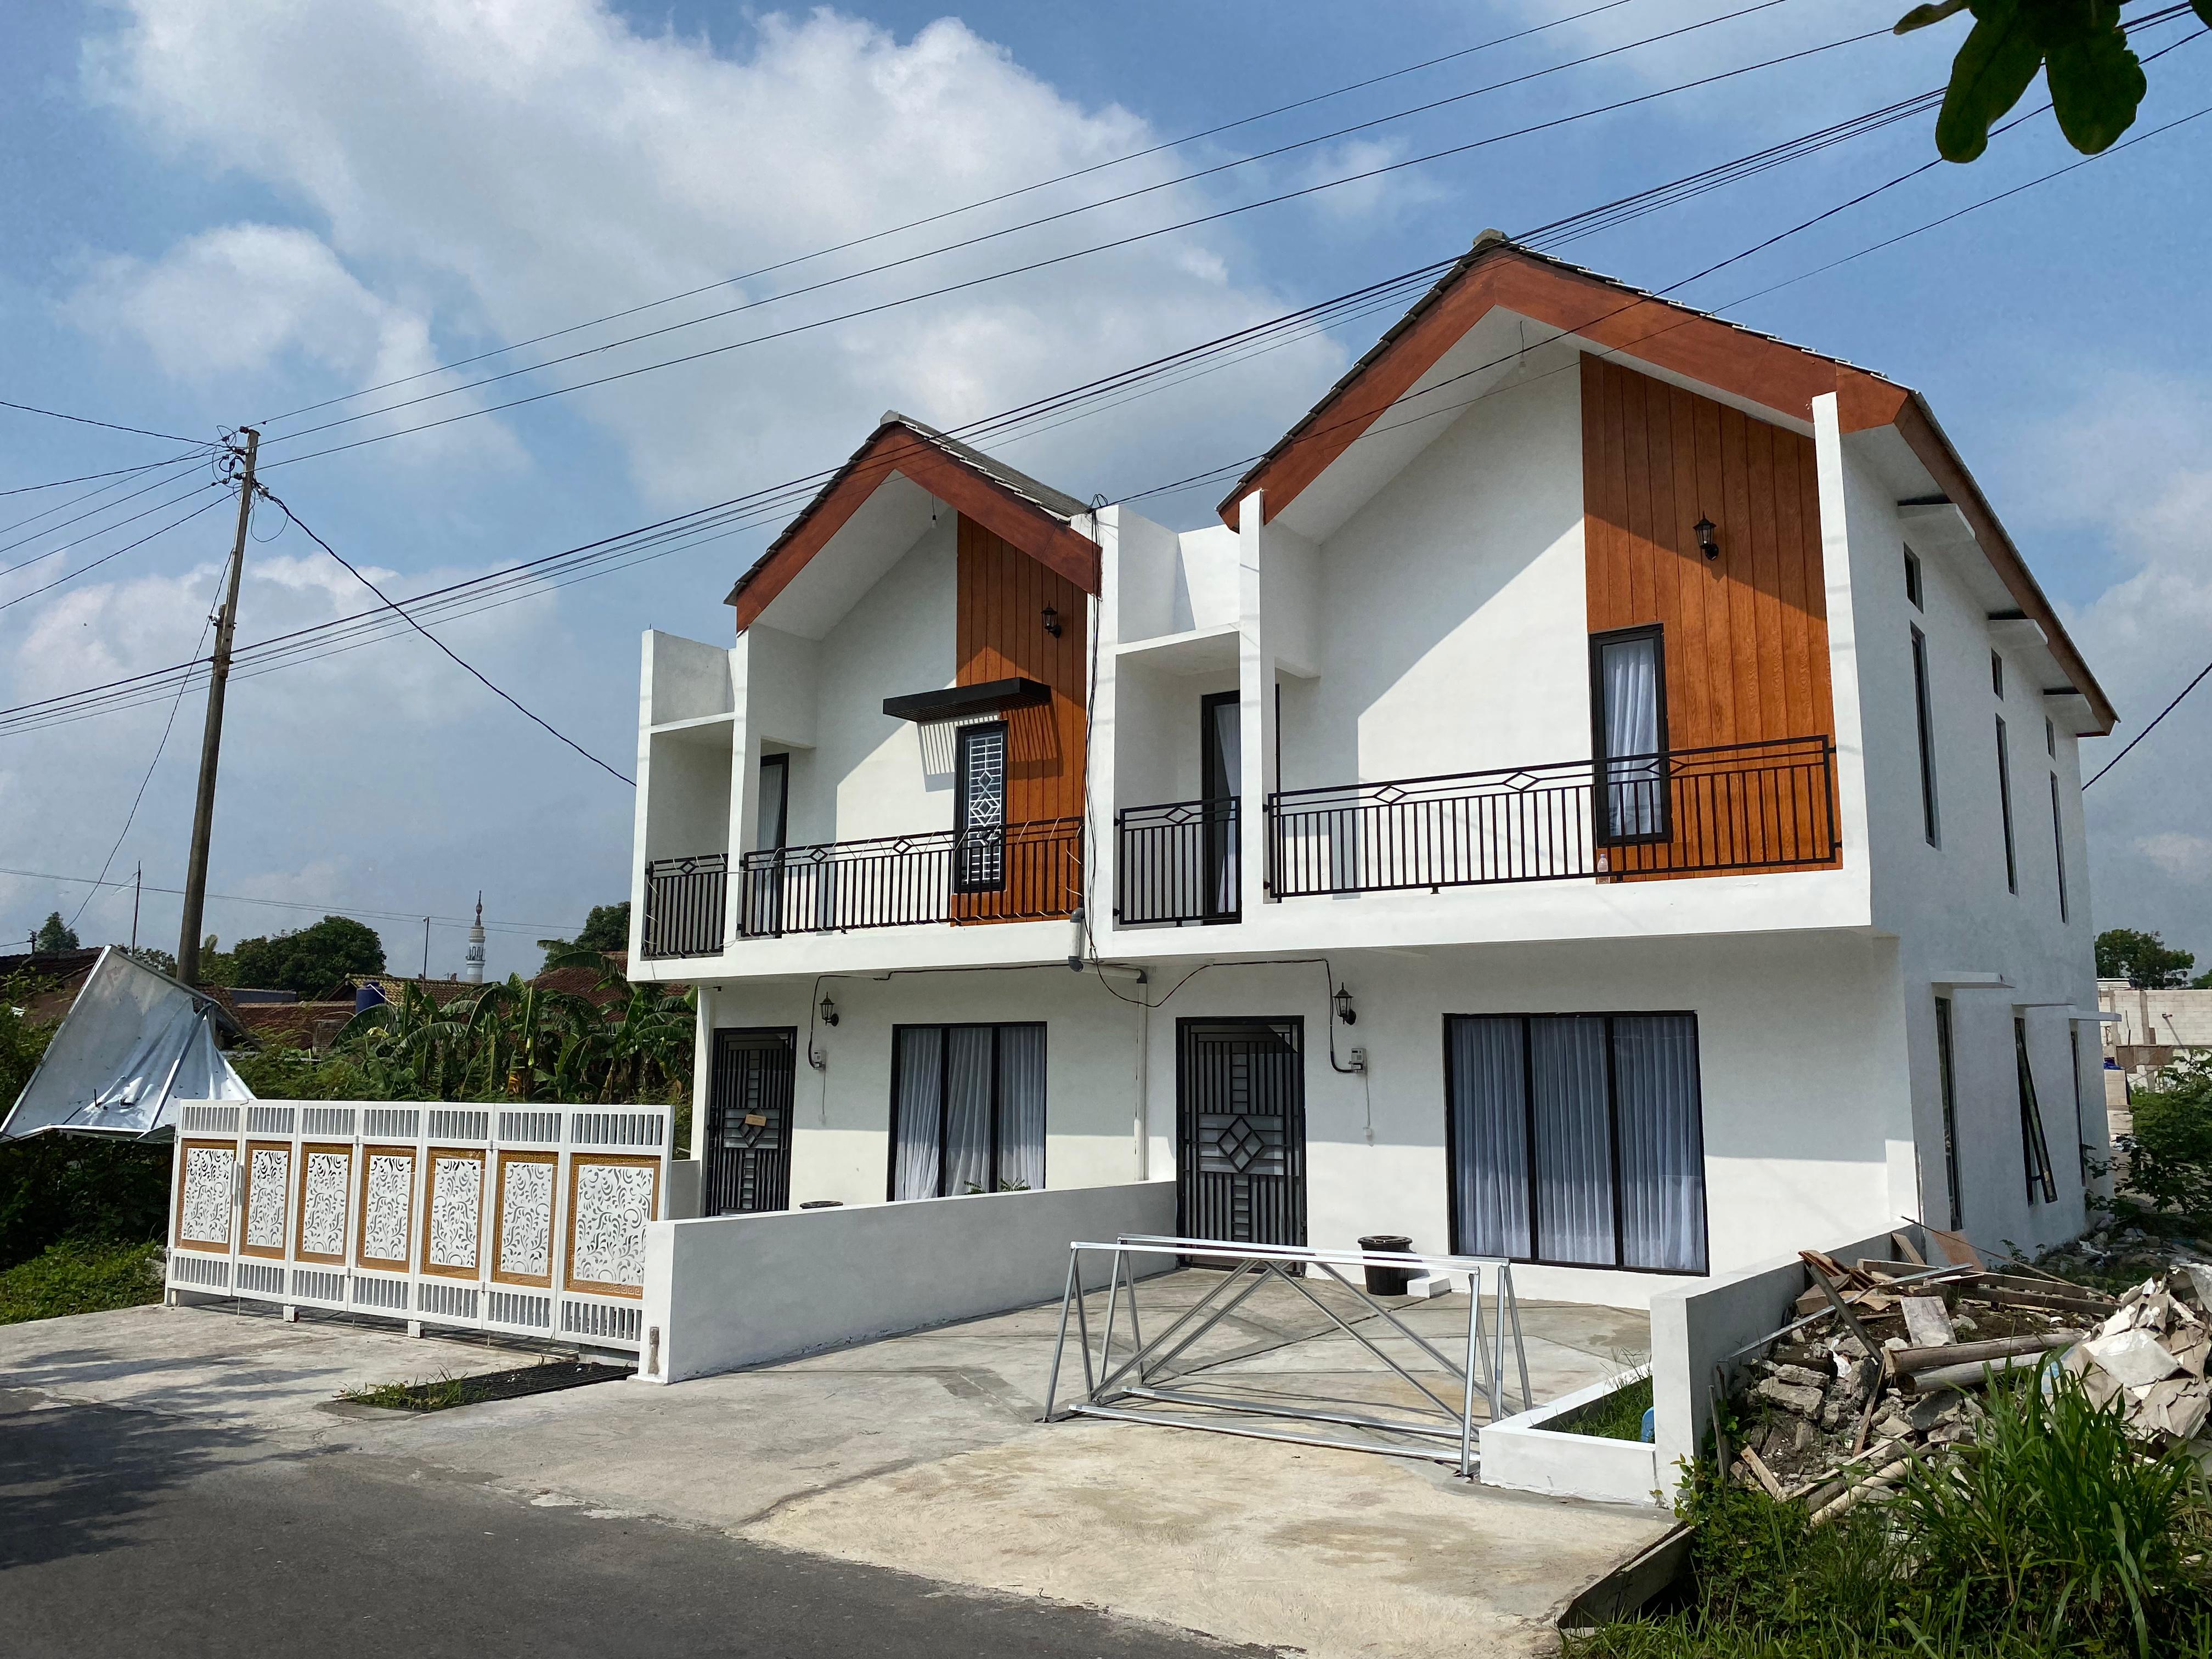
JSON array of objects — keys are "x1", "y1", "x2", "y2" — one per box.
[{"x1": 165, "y1": 1099, "x2": 670, "y2": 1353}]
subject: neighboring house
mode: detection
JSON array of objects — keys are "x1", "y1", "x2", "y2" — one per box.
[
  {"x1": 2097, "y1": 977, "x2": 2212, "y2": 1085},
  {"x1": 0, "y1": 947, "x2": 105, "y2": 1025},
  {"x1": 627, "y1": 234, "x2": 2110, "y2": 1302}
]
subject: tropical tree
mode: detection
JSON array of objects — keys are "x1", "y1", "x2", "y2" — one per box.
[
  {"x1": 229, "y1": 916, "x2": 387, "y2": 1000},
  {"x1": 2096, "y1": 926, "x2": 2197, "y2": 988},
  {"x1": 537, "y1": 901, "x2": 630, "y2": 972},
  {"x1": 30, "y1": 913, "x2": 78, "y2": 955},
  {"x1": 1899, "y1": 0, "x2": 2205, "y2": 162}
]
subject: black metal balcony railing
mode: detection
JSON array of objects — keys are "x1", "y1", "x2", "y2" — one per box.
[
  {"x1": 1267, "y1": 736, "x2": 1837, "y2": 899},
  {"x1": 738, "y1": 817, "x2": 1083, "y2": 936},
  {"x1": 642, "y1": 854, "x2": 728, "y2": 958},
  {"x1": 1115, "y1": 797, "x2": 1241, "y2": 926}
]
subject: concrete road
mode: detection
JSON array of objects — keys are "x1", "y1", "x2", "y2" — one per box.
[
  {"x1": 0, "y1": 1390, "x2": 1267, "y2": 1658},
  {"x1": 0, "y1": 1290, "x2": 1668, "y2": 1657}
]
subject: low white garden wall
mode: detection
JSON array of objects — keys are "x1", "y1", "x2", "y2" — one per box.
[
  {"x1": 1648, "y1": 1223, "x2": 1926, "y2": 1479},
  {"x1": 1482, "y1": 1365, "x2": 1661, "y2": 1506},
  {"x1": 639, "y1": 1178, "x2": 1178, "y2": 1383}
]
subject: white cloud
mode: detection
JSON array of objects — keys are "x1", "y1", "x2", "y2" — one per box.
[
  {"x1": 80, "y1": 1, "x2": 1342, "y2": 509},
  {"x1": 2036, "y1": 373, "x2": 2212, "y2": 955},
  {"x1": 1297, "y1": 138, "x2": 1448, "y2": 224}
]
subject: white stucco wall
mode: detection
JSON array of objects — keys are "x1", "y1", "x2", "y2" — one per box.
[
  {"x1": 703, "y1": 964, "x2": 1149, "y2": 1210},
  {"x1": 1824, "y1": 415, "x2": 2100, "y2": 1258},
  {"x1": 689, "y1": 932, "x2": 1908, "y2": 1312},
  {"x1": 1291, "y1": 360, "x2": 1589, "y2": 790}
]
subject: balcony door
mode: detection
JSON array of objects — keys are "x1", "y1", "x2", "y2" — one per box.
[
  {"x1": 1176, "y1": 1019, "x2": 1306, "y2": 1250},
  {"x1": 705, "y1": 1028, "x2": 795, "y2": 1216},
  {"x1": 744, "y1": 753, "x2": 791, "y2": 936},
  {"x1": 1200, "y1": 691, "x2": 1240, "y2": 921},
  {"x1": 1592, "y1": 626, "x2": 1668, "y2": 844}
]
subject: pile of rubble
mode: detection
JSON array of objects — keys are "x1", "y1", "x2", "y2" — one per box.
[
  {"x1": 2035, "y1": 1211, "x2": 2212, "y2": 1293},
  {"x1": 1722, "y1": 1239, "x2": 2212, "y2": 1521}
]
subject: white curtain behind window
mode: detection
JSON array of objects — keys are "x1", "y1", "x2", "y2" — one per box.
[
  {"x1": 944, "y1": 1027, "x2": 995, "y2": 1195},
  {"x1": 1600, "y1": 634, "x2": 1662, "y2": 838},
  {"x1": 996, "y1": 1025, "x2": 1047, "y2": 1190},
  {"x1": 891, "y1": 1027, "x2": 943, "y2": 1201},
  {"x1": 1611, "y1": 1015, "x2": 1707, "y2": 1271},
  {"x1": 1531, "y1": 1016, "x2": 1613, "y2": 1266},
  {"x1": 1447, "y1": 1017, "x2": 1531, "y2": 1257}
]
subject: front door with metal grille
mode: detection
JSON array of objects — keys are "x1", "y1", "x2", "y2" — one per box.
[
  {"x1": 706, "y1": 1028, "x2": 795, "y2": 1216},
  {"x1": 1176, "y1": 1019, "x2": 1306, "y2": 1249}
]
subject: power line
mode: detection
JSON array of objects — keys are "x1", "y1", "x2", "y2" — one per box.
[
  {"x1": 0, "y1": 397, "x2": 213, "y2": 448},
  {"x1": 257, "y1": 0, "x2": 1649, "y2": 428},
  {"x1": 65, "y1": 610, "x2": 216, "y2": 933},
  {"x1": 257, "y1": 0, "x2": 1803, "y2": 451},
  {"x1": 1, "y1": 67, "x2": 2190, "y2": 738},
  {"x1": 0, "y1": 451, "x2": 208, "y2": 501},
  {"x1": 0, "y1": 487, "x2": 233, "y2": 615},
  {"x1": 2085, "y1": 657, "x2": 2212, "y2": 789},
  {"x1": 256, "y1": 488, "x2": 635, "y2": 786},
  {"x1": 253, "y1": 16, "x2": 1898, "y2": 473},
  {"x1": 1, "y1": 864, "x2": 583, "y2": 937}
]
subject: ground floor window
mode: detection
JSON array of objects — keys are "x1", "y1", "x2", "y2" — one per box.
[
  {"x1": 2015, "y1": 1017, "x2": 2057, "y2": 1205},
  {"x1": 1445, "y1": 1012, "x2": 1708, "y2": 1272},
  {"x1": 890, "y1": 1023, "x2": 1046, "y2": 1199}
]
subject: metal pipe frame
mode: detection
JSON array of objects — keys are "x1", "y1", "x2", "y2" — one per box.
[{"x1": 1042, "y1": 1237, "x2": 1530, "y2": 1480}]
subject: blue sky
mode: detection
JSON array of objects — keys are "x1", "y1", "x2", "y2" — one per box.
[{"x1": 2, "y1": 0, "x2": 2208, "y2": 980}]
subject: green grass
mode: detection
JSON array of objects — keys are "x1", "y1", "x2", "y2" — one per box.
[
  {"x1": 0, "y1": 1239, "x2": 164, "y2": 1325},
  {"x1": 340, "y1": 1372, "x2": 471, "y2": 1412},
  {"x1": 1570, "y1": 1370, "x2": 2212, "y2": 1659},
  {"x1": 1550, "y1": 1373, "x2": 1655, "y2": 1442}
]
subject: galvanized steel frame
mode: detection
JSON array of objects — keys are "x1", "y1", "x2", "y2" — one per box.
[{"x1": 1042, "y1": 1235, "x2": 1531, "y2": 1479}]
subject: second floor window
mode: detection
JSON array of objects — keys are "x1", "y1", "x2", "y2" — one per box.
[
  {"x1": 2050, "y1": 772, "x2": 2069, "y2": 923},
  {"x1": 1995, "y1": 715, "x2": 2018, "y2": 895},
  {"x1": 1591, "y1": 627, "x2": 1666, "y2": 843},
  {"x1": 1911, "y1": 626, "x2": 1940, "y2": 845},
  {"x1": 954, "y1": 721, "x2": 1008, "y2": 891}
]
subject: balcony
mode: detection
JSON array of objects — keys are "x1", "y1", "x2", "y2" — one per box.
[
  {"x1": 736, "y1": 817, "x2": 1084, "y2": 936},
  {"x1": 1115, "y1": 797, "x2": 1240, "y2": 926},
  {"x1": 642, "y1": 854, "x2": 729, "y2": 960},
  {"x1": 1266, "y1": 736, "x2": 1837, "y2": 898}
]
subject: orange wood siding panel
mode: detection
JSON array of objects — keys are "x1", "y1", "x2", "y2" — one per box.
[
  {"x1": 1581, "y1": 356, "x2": 1838, "y2": 878},
  {"x1": 954, "y1": 514, "x2": 1086, "y2": 920}
]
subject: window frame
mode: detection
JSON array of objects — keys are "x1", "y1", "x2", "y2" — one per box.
[
  {"x1": 1904, "y1": 544, "x2": 1923, "y2": 610},
  {"x1": 1911, "y1": 625, "x2": 1941, "y2": 847},
  {"x1": 2015, "y1": 1015, "x2": 2057, "y2": 1205},
  {"x1": 1442, "y1": 1009, "x2": 1709, "y2": 1275},
  {"x1": 1934, "y1": 995, "x2": 1962, "y2": 1232},
  {"x1": 951, "y1": 719, "x2": 1011, "y2": 893},
  {"x1": 1996, "y1": 714, "x2": 2018, "y2": 895},
  {"x1": 756, "y1": 752, "x2": 789, "y2": 853},
  {"x1": 1588, "y1": 624, "x2": 1672, "y2": 849},
  {"x1": 885, "y1": 1020, "x2": 1047, "y2": 1200},
  {"x1": 1990, "y1": 649, "x2": 2005, "y2": 699},
  {"x1": 2049, "y1": 771, "x2": 2069, "y2": 923}
]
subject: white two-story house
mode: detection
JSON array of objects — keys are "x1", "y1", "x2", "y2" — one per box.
[{"x1": 627, "y1": 234, "x2": 2113, "y2": 1304}]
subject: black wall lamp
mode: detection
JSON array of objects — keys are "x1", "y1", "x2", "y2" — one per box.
[
  {"x1": 1695, "y1": 515, "x2": 1720, "y2": 561},
  {"x1": 1041, "y1": 605, "x2": 1063, "y2": 637},
  {"x1": 1334, "y1": 984, "x2": 1358, "y2": 1026},
  {"x1": 819, "y1": 995, "x2": 839, "y2": 1027}
]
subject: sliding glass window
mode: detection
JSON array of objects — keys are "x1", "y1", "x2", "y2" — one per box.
[
  {"x1": 889, "y1": 1023, "x2": 1046, "y2": 1199},
  {"x1": 1446, "y1": 1013, "x2": 1707, "y2": 1272}
]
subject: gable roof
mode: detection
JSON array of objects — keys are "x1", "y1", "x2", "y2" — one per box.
[
  {"x1": 726, "y1": 412, "x2": 1096, "y2": 631},
  {"x1": 1219, "y1": 233, "x2": 2114, "y2": 735}
]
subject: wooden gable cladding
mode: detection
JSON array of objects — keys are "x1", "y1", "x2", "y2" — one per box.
[
  {"x1": 1222, "y1": 243, "x2": 1909, "y2": 532},
  {"x1": 1581, "y1": 355, "x2": 1839, "y2": 878},
  {"x1": 730, "y1": 422, "x2": 1099, "y2": 630},
  {"x1": 954, "y1": 514, "x2": 1086, "y2": 921}
]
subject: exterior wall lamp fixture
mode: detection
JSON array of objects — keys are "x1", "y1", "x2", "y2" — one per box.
[
  {"x1": 1695, "y1": 516, "x2": 1720, "y2": 561},
  {"x1": 819, "y1": 995, "x2": 839, "y2": 1027},
  {"x1": 1041, "y1": 605, "x2": 1063, "y2": 637},
  {"x1": 1334, "y1": 984, "x2": 1358, "y2": 1025}
]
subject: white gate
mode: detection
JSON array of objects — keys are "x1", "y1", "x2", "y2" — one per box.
[{"x1": 163, "y1": 1099, "x2": 672, "y2": 1353}]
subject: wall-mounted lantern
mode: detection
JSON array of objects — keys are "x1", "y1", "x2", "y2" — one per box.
[
  {"x1": 1041, "y1": 605, "x2": 1063, "y2": 637},
  {"x1": 1695, "y1": 516, "x2": 1720, "y2": 561},
  {"x1": 819, "y1": 995, "x2": 839, "y2": 1028},
  {"x1": 1334, "y1": 984, "x2": 1358, "y2": 1026}
]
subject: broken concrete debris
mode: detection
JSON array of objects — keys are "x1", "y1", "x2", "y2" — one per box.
[{"x1": 1725, "y1": 1248, "x2": 2211, "y2": 1520}]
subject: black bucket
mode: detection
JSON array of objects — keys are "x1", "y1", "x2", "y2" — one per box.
[{"x1": 1357, "y1": 1234, "x2": 1415, "y2": 1295}]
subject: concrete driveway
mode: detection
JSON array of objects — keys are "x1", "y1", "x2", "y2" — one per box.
[{"x1": 0, "y1": 1275, "x2": 1671, "y2": 1657}]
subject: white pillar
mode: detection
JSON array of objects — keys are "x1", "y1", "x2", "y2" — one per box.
[{"x1": 1236, "y1": 490, "x2": 1276, "y2": 907}]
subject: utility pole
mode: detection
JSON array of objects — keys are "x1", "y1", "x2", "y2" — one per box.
[
  {"x1": 131, "y1": 862, "x2": 142, "y2": 953},
  {"x1": 175, "y1": 427, "x2": 258, "y2": 988},
  {"x1": 421, "y1": 917, "x2": 431, "y2": 980}
]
